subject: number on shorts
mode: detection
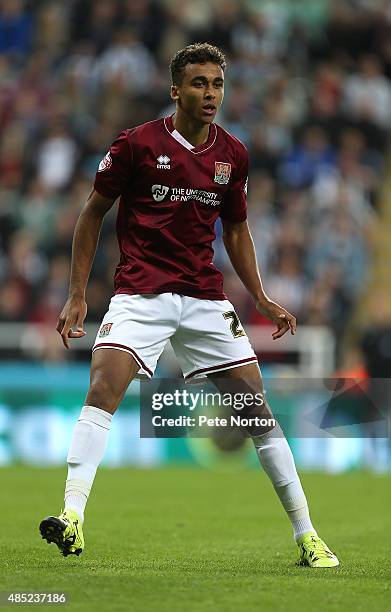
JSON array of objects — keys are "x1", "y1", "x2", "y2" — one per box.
[{"x1": 223, "y1": 311, "x2": 246, "y2": 338}]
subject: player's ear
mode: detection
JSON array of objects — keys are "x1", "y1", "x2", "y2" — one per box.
[{"x1": 171, "y1": 85, "x2": 179, "y2": 102}]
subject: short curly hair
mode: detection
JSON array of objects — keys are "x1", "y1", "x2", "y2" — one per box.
[{"x1": 170, "y1": 42, "x2": 226, "y2": 85}]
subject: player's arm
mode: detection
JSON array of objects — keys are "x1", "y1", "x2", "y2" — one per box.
[
  {"x1": 57, "y1": 189, "x2": 116, "y2": 349},
  {"x1": 221, "y1": 218, "x2": 296, "y2": 339}
]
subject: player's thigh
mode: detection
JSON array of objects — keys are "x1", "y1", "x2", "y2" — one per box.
[{"x1": 86, "y1": 348, "x2": 140, "y2": 414}]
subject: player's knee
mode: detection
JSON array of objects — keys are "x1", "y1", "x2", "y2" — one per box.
[{"x1": 86, "y1": 377, "x2": 122, "y2": 412}]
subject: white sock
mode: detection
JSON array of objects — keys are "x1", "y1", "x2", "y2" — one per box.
[
  {"x1": 64, "y1": 405, "x2": 112, "y2": 523},
  {"x1": 252, "y1": 424, "x2": 316, "y2": 541}
]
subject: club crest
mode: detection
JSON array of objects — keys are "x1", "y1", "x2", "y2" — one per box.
[
  {"x1": 214, "y1": 162, "x2": 231, "y2": 185},
  {"x1": 99, "y1": 323, "x2": 113, "y2": 337}
]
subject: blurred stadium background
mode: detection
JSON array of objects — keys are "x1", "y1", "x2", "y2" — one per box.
[{"x1": 0, "y1": 0, "x2": 390, "y2": 472}]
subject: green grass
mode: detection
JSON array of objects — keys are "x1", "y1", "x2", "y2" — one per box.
[{"x1": 0, "y1": 466, "x2": 390, "y2": 611}]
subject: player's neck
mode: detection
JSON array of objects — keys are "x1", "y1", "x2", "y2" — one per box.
[{"x1": 172, "y1": 112, "x2": 210, "y2": 147}]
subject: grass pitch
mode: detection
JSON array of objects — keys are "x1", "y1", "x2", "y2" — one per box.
[{"x1": 0, "y1": 465, "x2": 390, "y2": 611}]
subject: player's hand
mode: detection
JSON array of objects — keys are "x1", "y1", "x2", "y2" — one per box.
[
  {"x1": 56, "y1": 296, "x2": 87, "y2": 349},
  {"x1": 255, "y1": 297, "x2": 297, "y2": 340}
]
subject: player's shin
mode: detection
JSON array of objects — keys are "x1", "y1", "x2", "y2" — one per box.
[
  {"x1": 65, "y1": 405, "x2": 112, "y2": 523},
  {"x1": 251, "y1": 423, "x2": 316, "y2": 541}
]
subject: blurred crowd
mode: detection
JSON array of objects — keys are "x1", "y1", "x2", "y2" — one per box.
[{"x1": 1, "y1": 0, "x2": 391, "y2": 363}]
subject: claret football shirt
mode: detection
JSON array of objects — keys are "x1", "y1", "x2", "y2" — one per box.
[{"x1": 94, "y1": 115, "x2": 248, "y2": 300}]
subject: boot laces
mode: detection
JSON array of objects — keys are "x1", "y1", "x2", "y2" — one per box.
[{"x1": 302, "y1": 536, "x2": 334, "y2": 560}]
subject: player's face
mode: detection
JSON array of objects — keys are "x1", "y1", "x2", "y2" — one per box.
[{"x1": 171, "y1": 62, "x2": 224, "y2": 124}]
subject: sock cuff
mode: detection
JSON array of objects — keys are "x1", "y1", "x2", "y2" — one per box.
[
  {"x1": 79, "y1": 405, "x2": 112, "y2": 429},
  {"x1": 251, "y1": 422, "x2": 284, "y2": 445},
  {"x1": 65, "y1": 477, "x2": 92, "y2": 496},
  {"x1": 275, "y1": 487, "x2": 308, "y2": 511}
]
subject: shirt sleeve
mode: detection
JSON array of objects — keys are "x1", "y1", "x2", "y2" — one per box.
[
  {"x1": 219, "y1": 147, "x2": 248, "y2": 223},
  {"x1": 93, "y1": 130, "x2": 133, "y2": 199}
]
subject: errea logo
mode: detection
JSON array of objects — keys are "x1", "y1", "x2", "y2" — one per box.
[{"x1": 157, "y1": 154, "x2": 171, "y2": 169}]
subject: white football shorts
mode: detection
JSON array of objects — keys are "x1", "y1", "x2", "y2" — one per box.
[{"x1": 92, "y1": 293, "x2": 258, "y2": 381}]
